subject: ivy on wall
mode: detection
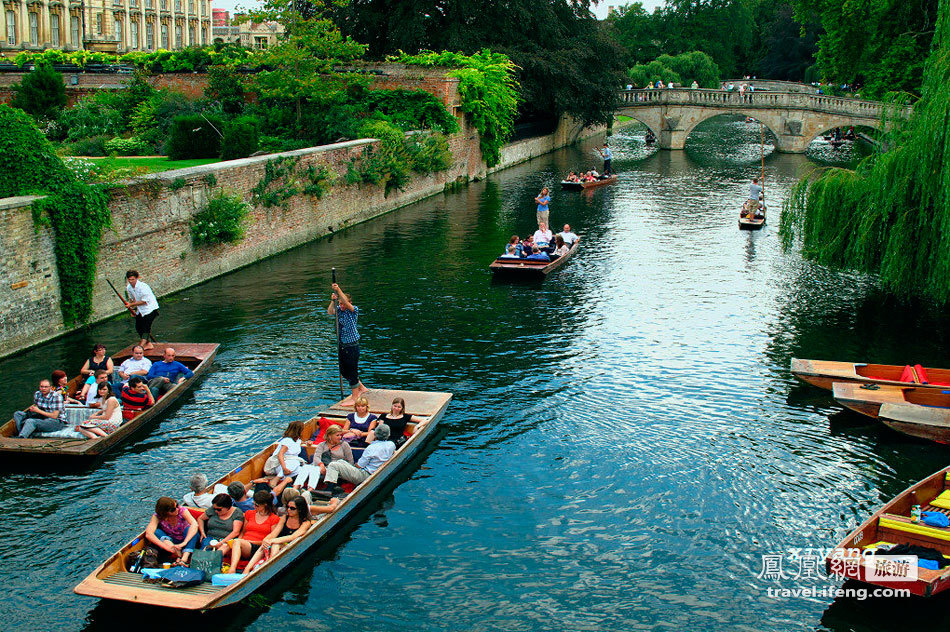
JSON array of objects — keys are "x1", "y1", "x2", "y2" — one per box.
[
  {"x1": 0, "y1": 104, "x2": 111, "y2": 326},
  {"x1": 191, "y1": 190, "x2": 250, "y2": 247}
]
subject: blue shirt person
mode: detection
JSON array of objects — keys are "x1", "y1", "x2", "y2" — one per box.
[
  {"x1": 145, "y1": 347, "x2": 194, "y2": 398},
  {"x1": 598, "y1": 143, "x2": 613, "y2": 175},
  {"x1": 329, "y1": 282, "x2": 368, "y2": 406},
  {"x1": 534, "y1": 187, "x2": 551, "y2": 228}
]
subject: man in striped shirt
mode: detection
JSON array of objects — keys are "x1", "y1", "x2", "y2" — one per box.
[
  {"x1": 14, "y1": 379, "x2": 67, "y2": 437},
  {"x1": 329, "y1": 282, "x2": 368, "y2": 406}
]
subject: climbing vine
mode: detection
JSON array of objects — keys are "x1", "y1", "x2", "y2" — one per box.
[
  {"x1": 346, "y1": 121, "x2": 453, "y2": 196},
  {"x1": 0, "y1": 104, "x2": 111, "y2": 326},
  {"x1": 191, "y1": 190, "x2": 249, "y2": 247},
  {"x1": 251, "y1": 155, "x2": 300, "y2": 208}
]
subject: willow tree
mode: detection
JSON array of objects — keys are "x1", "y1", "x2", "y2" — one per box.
[{"x1": 779, "y1": 0, "x2": 950, "y2": 303}]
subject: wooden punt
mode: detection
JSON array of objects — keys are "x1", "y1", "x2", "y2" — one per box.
[
  {"x1": 738, "y1": 204, "x2": 765, "y2": 230},
  {"x1": 0, "y1": 343, "x2": 218, "y2": 457},
  {"x1": 826, "y1": 466, "x2": 950, "y2": 597},
  {"x1": 74, "y1": 388, "x2": 452, "y2": 610},
  {"x1": 791, "y1": 358, "x2": 950, "y2": 392},
  {"x1": 877, "y1": 403, "x2": 950, "y2": 444},
  {"x1": 489, "y1": 238, "x2": 580, "y2": 277},
  {"x1": 832, "y1": 382, "x2": 950, "y2": 419},
  {"x1": 560, "y1": 175, "x2": 617, "y2": 190}
]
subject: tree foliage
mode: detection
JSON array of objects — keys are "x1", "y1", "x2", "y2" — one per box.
[
  {"x1": 779, "y1": 0, "x2": 950, "y2": 303},
  {"x1": 628, "y1": 51, "x2": 721, "y2": 87},
  {"x1": 11, "y1": 63, "x2": 67, "y2": 120}
]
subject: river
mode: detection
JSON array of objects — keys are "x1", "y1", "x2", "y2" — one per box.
[{"x1": 1, "y1": 117, "x2": 945, "y2": 631}]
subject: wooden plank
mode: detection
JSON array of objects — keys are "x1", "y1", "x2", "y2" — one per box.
[{"x1": 327, "y1": 389, "x2": 452, "y2": 416}]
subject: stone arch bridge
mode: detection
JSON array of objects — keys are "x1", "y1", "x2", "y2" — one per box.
[{"x1": 616, "y1": 89, "x2": 912, "y2": 153}]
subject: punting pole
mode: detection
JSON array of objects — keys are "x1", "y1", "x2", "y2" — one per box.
[
  {"x1": 332, "y1": 268, "x2": 344, "y2": 399},
  {"x1": 106, "y1": 278, "x2": 156, "y2": 342}
]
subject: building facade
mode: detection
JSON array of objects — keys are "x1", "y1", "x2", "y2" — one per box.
[
  {"x1": 1, "y1": 0, "x2": 213, "y2": 56},
  {"x1": 211, "y1": 19, "x2": 281, "y2": 50}
]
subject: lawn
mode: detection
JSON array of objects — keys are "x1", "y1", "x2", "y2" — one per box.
[{"x1": 84, "y1": 156, "x2": 221, "y2": 174}]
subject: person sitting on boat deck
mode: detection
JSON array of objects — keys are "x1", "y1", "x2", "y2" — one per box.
[
  {"x1": 558, "y1": 224, "x2": 579, "y2": 246},
  {"x1": 503, "y1": 235, "x2": 524, "y2": 258},
  {"x1": 79, "y1": 369, "x2": 111, "y2": 406},
  {"x1": 229, "y1": 490, "x2": 282, "y2": 572},
  {"x1": 295, "y1": 425, "x2": 355, "y2": 492},
  {"x1": 499, "y1": 244, "x2": 520, "y2": 259},
  {"x1": 342, "y1": 397, "x2": 377, "y2": 446},
  {"x1": 116, "y1": 345, "x2": 152, "y2": 388},
  {"x1": 748, "y1": 178, "x2": 763, "y2": 212},
  {"x1": 14, "y1": 378, "x2": 67, "y2": 438},
  {"x1": 525, "y1": 246, "x2": 551, "y2": 262},
  {"x1": 228, "y1": 481, "x2": 255, "y2": 512},
  {"x1": 552, "y1": 235, "x2": 570, "y2": 258},
  {"x1": 266, "y1": 421, "x2": 306, "y2": 484},
  {"x1": 278, "y1": 487, "x2": 311, "y2": 513},
  {"x1": 183, "y1": 473, "x2": 216, "y2": 509},
  {"x1": 368, "y1": 397, "x2": 424, "y2": 447},
  {"x1": 565, "y1": 171, "x2": 578, "y2": 182},
  {"x1": 145, "y1": 496, "x2": 200, "y2": 566},
  {"x1": 79, "y1": 343, "x2": 114, "y2": 381},
  {"x1": 76, "y1": 382, "x2": 122, "y2": 439},
  {"x1": 145, "y1": 347, "x2": 194, "y2": 400},
  {"x1": 533, "y1": 223, "x2": 553, "y2": 249},
  {"x1": 241, "y1": 496, "x2": 316, "y2": 575},
  {"x1": 323, "y1": 423, "x2": 395, "y2": 493},
  {"x1": 120, "y1": 376, "x2": 155, "y2": 420},
  {"x1": 197, "y1": 493, "x2": 244, "y2": 557}
]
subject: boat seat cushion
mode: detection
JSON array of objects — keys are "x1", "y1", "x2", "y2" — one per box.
[
  {"x1": 916, "y1": 365, "x2": 930, "y2": 384},
  {"x1": 930, "y1": 490, "x2": 950, "y2": 510},
  {"x1": 900, "y1": 365, "x2": 917, "y2": 383},
  {"x1": 35, "y1": 427, "x2": 85, "y2": 439},
  {"x1": 880, "y1": 515, "x2": 950, "y2": 540}
]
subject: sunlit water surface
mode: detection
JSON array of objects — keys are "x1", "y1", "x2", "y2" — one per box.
[{"x1": 0, "y1": 119, "x2": 946, "y2": 632}]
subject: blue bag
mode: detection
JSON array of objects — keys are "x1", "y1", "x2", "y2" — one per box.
[
  {"x1": 156, "y1": 566, "x2": 205, "y2": 588},
  {"x1": 921, "y1": 511, "x2": 950, "y2": 528}
]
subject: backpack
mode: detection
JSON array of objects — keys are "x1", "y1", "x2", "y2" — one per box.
[{"x1": 156, "y1": 565, "x2": 205, "y2": 588}]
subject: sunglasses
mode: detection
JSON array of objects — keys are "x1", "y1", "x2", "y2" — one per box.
[{"x1": 287, "y1": 506, "x2": 298, "y2": 512}]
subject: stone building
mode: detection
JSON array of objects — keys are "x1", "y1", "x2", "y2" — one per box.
[
  {"x1": 211, "y1": 19, "x2": 282, "y2": 50},
  {"x1": 1, "y1": 0, "x2": 213, "y2": 56}
]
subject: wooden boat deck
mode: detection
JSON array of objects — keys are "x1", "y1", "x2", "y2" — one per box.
[
  {"x1": 75, "y1": 387, "x2": 452, "y2": 610},
  {"x1": 791, "y1": 358, "x2": 950, "y2": 392},
  {"x1": 0, "y1": 343, "x2": 218, "y2": 457},
  {"x1": 489, "y1": 239, "x2": 580, "y2": 277}
]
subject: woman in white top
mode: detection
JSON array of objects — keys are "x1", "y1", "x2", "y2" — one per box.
[
  {"x1": 77, "y1": 382, "x2": 122, "y2": 438},
  {"x1": 270, "y1": 421, "x2": 305, "y2": 481},
  {"x1": 552, "y1": 235, "x2": 570, "y2": 257}
]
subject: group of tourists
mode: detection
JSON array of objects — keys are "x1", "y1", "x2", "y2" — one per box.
[
  {"x1": 499, "y1": 224, "x2": 579, "y2": 262},
  {"x1": 143, "y1": 394, "x2": 424, "y2": 574},
  {"x1": 11, "y1": 343, "x2": 192, "y2": 438},
  {"x1": 564, "y1": 170, "x2": 603, "y2": 183}
]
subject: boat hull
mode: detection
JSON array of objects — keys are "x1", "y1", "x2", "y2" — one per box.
[
  {"x1": 490, "y1": 239, "x2": 580, "y2": 277},
  {"x1": 790, "y1": 358, "x2": 950, "y2": 392},
  {"x1": 560, "y1": 176, "x2": 617, "y2": 190}
]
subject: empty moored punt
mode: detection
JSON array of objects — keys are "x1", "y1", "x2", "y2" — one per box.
[
  {"x1": 489, "y1": 238, "x2": 580, "y2": 277},
  {"x1": 791, "y1": 358, "x2": 950, "y2": 392},
  {"x1": 0, "y1": 343, "x2": 218, "y2": 458},
  {"x1": 826, "y1": 466, "x2": 950, "y2": 597},
  {"x1": 876, "y1": 403, "x2": 950, "y2": 444},
  {"x1": 832, "y1": 382, "x2": 950, "y2": 419},
  {"x1": 74, "y1": 388, "x2": 452, "y2": 610},
  {"x1": 560, "y1": 175, "x2": 617, "y2": 190}
]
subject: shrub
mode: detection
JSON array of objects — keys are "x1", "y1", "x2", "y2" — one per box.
[
  {"x1": 68, "y1": 134, "x2": 112, "y2": 156},
  {"x1": 166, "y1": 114, "x2": 222, "y2": 159},
  {"x1": 130, "y1": 90, "x2": 202, "y2": 152},
  {"x1": 59, "y1": 94, "x2": 125, "y2": 142},
  {"x1": 220, "y1": 117, "x2": 259, "y2": 160},
  {"x1": 191, "y1": 190, "x2": 249, "y2": 247},
  {"x1": 406, "y1": 132, "x2": 453, "y2": 174},
  {"x1": 11, "y1": 63, "x2": 67, "y2": 120},
  {"x1": 104, "y1": 136, "x2": 151, "y2": 156},
  {"x1": 205, "y1": 66, "x2": 246, "y2": 115}
]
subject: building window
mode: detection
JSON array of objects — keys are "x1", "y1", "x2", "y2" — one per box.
[
  {"x1": 188, "y1": 0, "x2": 194, "y2": 13},
  {"x1": 175, "y1": 0, "x2": 181, "y2": 12},
  {"x1": 50, "y1": 14, "x2": 60, "y2": 46},
  {"x1": 146, "y1": 22, "x2": 154, "y2": 48},
  {"x1": 5, "y1": 10, "x2": 15, "y2": 46},
  {"x1": 131, "y1": 0, "x2": 138, "y2": 7},
  {"x1": 71, "y1": 15, "x2": 80, "y2": 46},
  {"x1": 174, "y1": 23, "x2": 181, "y2": 46},
  {"x1": 188, "y1": 25, "x2": 194, "y2": 43},
  {"x1": 255, "y1": 36, "x2": 267, "y2": 50},
  {"x1": 96, "y1": 13, "x2": 102, "y2": 35},
  {"x1": 115, "y1": 18, "x2": 122, "y2": 42},
  {"x1": 200, "y1": 26, "x2": 206, "y2": 44},
  {"x1": 131, "y1": 19, "x2": 138, "y2": 48},
  {"x1": 146, "y1": 0, "x2": 152, "y2": 8},
  {"x1": 161, "y1": 0, "x2": 167, "y2": 9},
  {"x1": 161, "y1": 22, "x2": 168, "y2": 47},
  {"x1": 28, "y1": 11, "x2": 38, "y2": 46}
]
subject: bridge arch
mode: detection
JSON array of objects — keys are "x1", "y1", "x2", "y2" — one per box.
[{"x1": 679, "y1": 110, "x2": 782, "y2": 151}]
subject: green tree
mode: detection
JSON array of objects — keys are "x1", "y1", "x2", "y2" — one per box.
[
  {"x1": 11, "y1": 63, "x2": 67, "y2": 120},
  {"x1": 205, "y1": 65, "x2": 247, "y2": 115},
  {"x1": 607, "y1": 2, "x2": 663, "y2": 64},
  {"x1": 750, "y1": 0, "x2": 819, "y2": 81},
  {"x1": 252, "y1": 0, "x2": 367, "y2": 136}
]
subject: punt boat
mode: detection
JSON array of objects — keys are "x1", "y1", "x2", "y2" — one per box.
[
  {"x1": 826, "y1": 465, "x2": 950, "y2": 597},
  {"x1": 489, "y1": 238, "x2": 580, "y2": 278},
  {"x1": 74, "y1": 388, "x2": 452, "y2": 610},
  {"x1": 791, "y1": 358, "x2": 950, "y2": 392},
  {"x1": 738, "y1": 204, "x2": 765, "y2": 230},
  {"x1": 832, "y1": 382, "x2": 950, "y2": 419},
  {"x1": 560, "y1": 175, "x2": 617, "y2": 190},
  {"x1": 0, "y1": 342, "x2": 218, "y2": 458}
]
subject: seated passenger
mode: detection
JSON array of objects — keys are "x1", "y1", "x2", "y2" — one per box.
[
  {"x1": 13, "y1": 378, "x2": 67, "y2": 438},
  {"x1": 242, "y1": 496, "x2": 315, "y2": 574},
  {"x1": 120, "y1": 376, "x2": 155, "y2": 420},
  {"x1": 558, "y1": 224, "x2": 579, "y2": 246},
  {"x1": 533, "y1": 223, "x2": 553, "y2": 248},
  {"x1": 566, "y1": 171, "x2": 578, "y2": 182},
  {"x1": 323, "y1": 424, "x2": 396, "y2": 494},
  {"x1": 342, "y1": 397, "x2": 377, "y2": 446},
  {"x1": 116, "y1": 345, "x2": 152, "y2": 388},
  {"x1": 265, "y1": 421, "x2": 306, "y2": 483},
  {"x1": 51, "y1": 370, "x2": 80, "y2": 404},
  {"x1": 500, "y1": 244, "x2": 520, "y2": 258},
  {"x1": 502, "y1": 235, "x2": 524, "y2": 258},
  {"x1": 228, "y1": 481, "x2": 255, "y2": 512},
  {"x1": 145, "y1": 347, "x2": 194, "y2": 399},
  {"x1": 183, "y1": 473, "x2": 215, "y2": 509},
  {"x1": 145, "y1": 496, "x2": 200, "y2": 565},
  {"x1": 296, "y1": 425, "x2": 355, "y2": 491},
  {"x1": 520, "y1": 235, "x2": 536, "y2": 257},
  {"x1": 197, "y1": 493, "x2": 244, "y2": 558},
  {"x1": 79, "y1": 369, "x2": 111, "y2": 406},
  {"x1": 229, "y1": 490, "x2": 281, "y2": 572},
  {"x1": 79, "y1": 343, "x2": 114, "y2": 380},
  {"x1": 590, "y1": 169, "x2": 600, "y2": 178},
  {"x1": 525, "y1": 246, "x2": 551, "y2": 261},
  {"x1": 368, "y1": 397, "x2": 424, "y2": 447},
  {"x1": 552, "y1": 235, "x2": 570, "y2": 257},
  {"x1": 77, "y1": 382, "x2": 122, "y2": 438}
]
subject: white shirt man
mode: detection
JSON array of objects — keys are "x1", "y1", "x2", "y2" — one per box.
[
  {"x1": 126, "y1": 277, "x2": 159, "y2": 317},
  {"x1": 533, "y1": 225, "x2": 553, "y2": 248},
  {"x1": 118, "y1": 345, "x2": 153, "y2": 384},
  {"x1": 558, "y1": 224, "x2": 579, "y2": 246}
]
